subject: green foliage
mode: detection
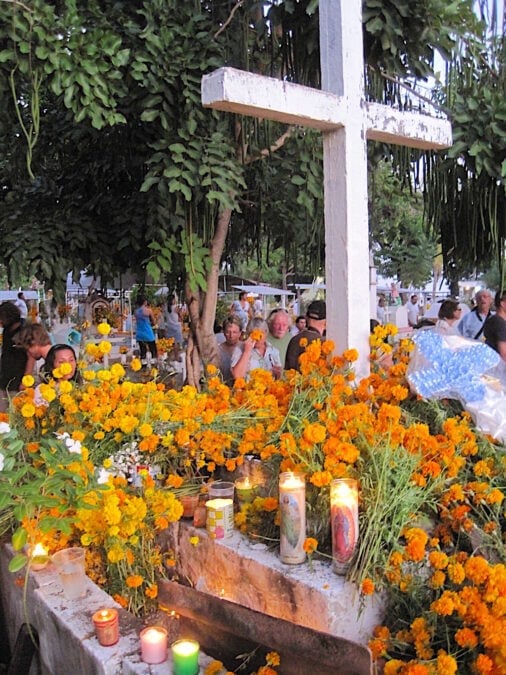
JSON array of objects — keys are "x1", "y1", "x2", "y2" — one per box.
[{"x1": 369, "y1": 162, "x2": 436, "y2": 287}]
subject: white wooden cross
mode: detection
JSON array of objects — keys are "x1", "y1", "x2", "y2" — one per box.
[{"x1": 201, "y1": 0, "x2": 452, "y2": 377}]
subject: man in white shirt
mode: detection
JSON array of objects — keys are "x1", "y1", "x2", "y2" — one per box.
[
  {"x1": 14, "y1": 292, "x2": 28, "y2": 324},
  {"x1": 407, "y1": 294, "x2": 420, "y2": 328},
  {"x1": 458, "y1": 289, "x2": 494, "y2": 340}
]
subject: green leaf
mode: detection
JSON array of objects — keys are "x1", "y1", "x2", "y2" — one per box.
[
  {"x1": 8, "y1": 554, "x2": 28, "y2": 573},
  {"x1": 12, "y1": 527, "x2": 27, "y2": 551}
]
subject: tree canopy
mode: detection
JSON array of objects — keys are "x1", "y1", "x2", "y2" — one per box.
[{"x1": 1, "y1": 0, "x2": 503, "y2": 376}]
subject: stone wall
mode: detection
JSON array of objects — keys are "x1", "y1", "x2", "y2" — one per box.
[
  {"x1": 165, "y1": 522, "x2": 384, "y2": 646},
  {"x1": 0, "y1": 545, "x2": 212, "y2": 675}
]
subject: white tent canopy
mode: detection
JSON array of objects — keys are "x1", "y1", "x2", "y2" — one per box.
[{"x1": 232, "y1": 284, "x2": 294, "y2": 297}]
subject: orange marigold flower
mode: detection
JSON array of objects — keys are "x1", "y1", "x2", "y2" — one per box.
[
  {"x1": 436, "y1": 651, "x2": 458, "y2": 675},
  {"x1": 113, "y1": 594, "x2": 128, "y2": 608},
  {"x1": 145, "y1": 583, "x2": 158, "y2": 599},
  {"x1": 361, "y1": 578, "x2": 375, "y2": 595},
  {"x1": 454, "y1": 627, "x2": 478, "y2": 649},
  {"x1": 464, "y1": 556, "x2": 490, "y2": 585},
  {"x1": 250, "y1": 329, "x2": 264, "y2": 342},
  {"x1": 342, "y1": 348, "x2": 358, "y2": 362},
  {"x1": 303, "y1": 537, "x2": 318, "y2": 554},
  {"x1": 261, "y1": 497, "x2": 279, "y2": 512},
  {"x1": 125, "y1": 575, "x2": 143, "y2": 588}
]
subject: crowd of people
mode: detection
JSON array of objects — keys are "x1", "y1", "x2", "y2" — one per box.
[{"x1": 3, "y1": 284, "x2": 505, "y2": 409}]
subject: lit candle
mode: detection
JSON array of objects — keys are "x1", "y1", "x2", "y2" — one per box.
[
  {"x1": 180, "y1": 493, "x2": 199, "y2": 518},
  {"x1": 330, "y1": 478, "x2": 359, "y2": 575},
  {"x1": 29, "y1": 543, "x2": 49, "y2": 571},
  {"x1": 206, "y1": 498, "x2": 234, "y2": 539},
  {"x1": 140, "y1": 626, "x2": 168, "y2": 664},
  {"x1": 279, "y1": 472, "x2": 306, "y2": 564},
  {"x1": 171, "y1": 639, "x2": 200, "y2": 675},
  {"x1": 235, "y1": 476, "x2": 255, "y2": 503},
  {"x1": 92, "y1": 608, "x2": 119, "y2": 646}
]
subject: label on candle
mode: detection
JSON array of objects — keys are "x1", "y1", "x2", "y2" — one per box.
[
  {"x1": 92, "y1": 608, "x2": 119, "y2": 646},
  {"x1": 330, "y1": 479, "x2": 359, "y2": 574},
  {"x1": 279, "y1": 473, "x2": 306, "y2": 564},
  {"x1": 206, "y1": 498, "x2": 234, "y2": 538}
]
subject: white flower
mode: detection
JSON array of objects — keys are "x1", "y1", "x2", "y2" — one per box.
[
  {"x1": 96, "y1": 468, "x2": 113, "y2": 484},
  {"x1": 0, "y1": 452, "x2": 4, "y2": 471},
  {"x1": 0, "y1": 422, "x2": 10, "y2": 435},
  {"x1": 56, "y1": 432, "x2": 82, "y2": 455}
]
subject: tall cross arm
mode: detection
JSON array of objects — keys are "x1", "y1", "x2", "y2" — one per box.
[
  {"x1": 202, "y1": 67, "x2": 346, "y2": 132},
  {"x1": 366, "y1": 102, "x2": 452, "y2": 151}
]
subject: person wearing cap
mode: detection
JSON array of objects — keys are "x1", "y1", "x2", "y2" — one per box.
[{"x1": 285, "y1": 300, "x2": 326, "y2": 371}]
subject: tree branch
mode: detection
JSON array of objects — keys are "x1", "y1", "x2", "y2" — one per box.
[
  {"x1": 244, "y1": 126, "x2": 297, "y2": 165},
  {"x1": 214, "y1": 0, "x2": 244, "y2": 39},
  {"x1": 1, "y1": 0, "x2": 33, "y2": 12}
]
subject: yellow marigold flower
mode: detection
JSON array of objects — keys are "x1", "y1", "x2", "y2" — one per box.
[
  {"x1": 384, "y1": 661, "x2": 406, "y2": 675},
  {"x1": 58, "y1": 362, "x2": 74, "y2": 377},
  {"x1": 110, "y1": 363, "x2": 125, "y2": 379},
  {"x1": 206, "y1": 363, "x2": 218, "y2": 375},
  {"x1": 83, "y1": 369, "x2": 97, "y2": 381},
  {"x1": 94, "y1": 431, "x2": 105, "y2": 440},
  {"x1": 139, "y1": 423, "x2": 153, "y2": 438},
  {"x1": 22, "y1": 374, "x2": 35, "y2": 388},
  {"x1": 131, "y1": 357, "x2": 142, "y2": 372},
  {"x1": 299, "y1": 337, "x2": 308, "y2": 348},
  {"x1": 21, "y1": 403, "x2": 36, "y2": 418},
  {"x1": 103, "y1": 457, "x2": 113, "y2": 468},
  {"x1": 107, "y1": 545, "x2": 125, "y2": 563},
  {"x1": 342, "y1": 348, "x2": 358, "y2": 362},
  {"x1": 303, "y1": 537, "x2": 318, "y2": 554},
  {"x1": 58, "y1": 380, "x2": 73, "y2": 394},
  {"x1": 266, "y1": 652, "x2": 280, "y2": 667},
  {"x1": 98, "y1": 340, "x2": 112, "y2": 355},
  {"x1": 97, "y1": 322, "x2": 111, "y2": 336},
  {"x1": 486, "y1": 488, "x2": 504, "y2": 505},
  {"x1": 38, "y1": 382, "x2": 57, "y2": 402},
  {"x1": 390, "y1": 385, "x2": 409, "y2": 402},
  {"x1": 189, "y1": 536, "x2": 199, "y2": 547},
  {"x1": 126, "y1": 575, "x2": 143, "y2": 588}
]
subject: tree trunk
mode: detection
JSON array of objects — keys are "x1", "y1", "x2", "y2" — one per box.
[{"x1": 185, "y1": 208, "x2": 232, "y2": 387}]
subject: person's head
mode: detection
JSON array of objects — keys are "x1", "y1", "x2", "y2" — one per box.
[
  {"x1": 238, "y1": 291, "x2": 248, "y2": 303},
  {"x1": 306, "y1": 300, "x2": 326, "y2": 329},
  {"x1": 42, "y1": 344, "x2": 78, "y2": 382},
  {"x1": 136, "y1": 295, "x2": 147, "y2": 307},
  {"x1": 267, "y1": 308, "x2": 290, "y2": 338},
  {"x1": 169, "y1": 295, "x2": 177, "y2": 307},
  {"x1": 438, "y1": 299, "x2": 461, "y2": 322},
  {"x1": 17, "y1": 292, "x2": 25, "y2": 300},
  {"x1": 0, "y1": 301, "x2": 21, "y2": 328},
  {"x1": 295, "y1": 316, "x2": 307, "y2": 331},
  {"x1": 494, "y1": 289, "x2": 506, "y2": 310},
  {"x1": 378, "y1": 297, "x2": 386, "y2": 307},
  {"x1": 16, "y1": 324, "x2": 52, "y2": 360},
  {"x1": 370, "y1": 319, "x2": 380, "y2": 333},
  {"x1": 222, "y1": 315, "x2": 243, "y2": 346},
  {"x1": 410, "y1": 294, "x2": 418, "y2": 305},
  {"x1": 475, "y1": 290, "x2": 493, "y2": 313},
  {"x1": 246, "y1": 317, "x2": 269, "y2": 345}
]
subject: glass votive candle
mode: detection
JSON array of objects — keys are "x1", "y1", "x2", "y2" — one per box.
[
  {"x1": 330, "y1": 478, "x2": 359, "y2": 575},
  {"x1": 235, "y1": 476, "x2": 255, "y2": 503},
  {"x1": 206, "y1": 498, "x2": 234, "y2": 539},
  {"x1": 140, "y1": 626, "x2": 168, "y2": 664},
  {"x1": 28, "y1": 543, "x2": 49, "y2": 571},
  {"x1": 171, "y1": 638, "x2": 200, "y2": 675},
  {"x1": 92, "y1": 608, "x2": 119, "y2": 646}
]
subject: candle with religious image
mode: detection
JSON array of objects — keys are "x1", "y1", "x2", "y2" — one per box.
[
  {"x1": 279, "y1": 472, "x2": 306, "y2": 564},
  {"x1": 330, "y1": 478, "x2": 359, "y2": 575}
]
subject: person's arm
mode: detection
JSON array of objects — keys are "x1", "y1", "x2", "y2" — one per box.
[
  {"x1": 497, "y1": 340, "x2": 506, "y2": 361},
  {"x1": 230, "y1": 338, "x2": 255, "y2": 380}
]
